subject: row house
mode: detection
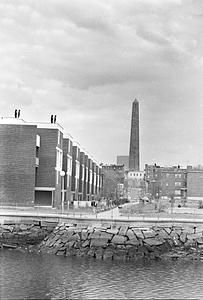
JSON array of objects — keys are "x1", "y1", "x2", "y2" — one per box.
[{"x1": 0, "y1": 115, "x2": 102, "y2": 209}]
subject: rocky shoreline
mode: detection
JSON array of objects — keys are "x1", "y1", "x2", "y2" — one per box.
[{"x1": 1, "y1": 222, "x2": 203, "y2": 261}]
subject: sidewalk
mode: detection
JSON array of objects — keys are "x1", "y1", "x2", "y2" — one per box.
[{"x1": 0, "y1": 207, "x2": 203, "y2": 224}]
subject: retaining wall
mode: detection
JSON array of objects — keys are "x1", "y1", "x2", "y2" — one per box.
[{"x1": 1, "y1": 221, "x2": 203, "y2": 261}]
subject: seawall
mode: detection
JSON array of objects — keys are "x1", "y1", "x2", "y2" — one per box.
[{"x1": 1, "y1": 220, "x2": 203, "y2": 261}]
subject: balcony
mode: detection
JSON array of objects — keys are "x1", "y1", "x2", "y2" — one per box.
[{"x1": 36, "y1": 157, "x2": 39, "y2": 167}]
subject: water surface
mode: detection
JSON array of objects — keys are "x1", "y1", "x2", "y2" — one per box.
[{"x1": 0, "y1": 250, "x2": 203, "y2": 299}]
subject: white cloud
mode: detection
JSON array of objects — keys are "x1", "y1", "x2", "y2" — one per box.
[{"x1": 0, "y1": 0, "x2": 203, "y2": 166}]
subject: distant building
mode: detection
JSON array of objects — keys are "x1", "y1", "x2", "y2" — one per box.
[
  {"x1": 117, "y1": 155, "x2": 129, "y2": 170},
  {"x1": 144, "y1": 164, "x2": 187, "y2": 199},
  {"x1": 187, "y1": 167, "x2": 203, "y2": 200},
  {"x1": 125, "y1": 170, "x2": 145, "y2": 201}
]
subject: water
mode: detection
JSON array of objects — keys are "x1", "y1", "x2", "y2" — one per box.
[{"x1": 0, "y1": 250, "x2": 203, "y2": 299}]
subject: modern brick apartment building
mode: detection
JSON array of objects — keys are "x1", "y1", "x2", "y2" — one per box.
[{"x1": 0, "y1": 116, "x2": 102, "y2": 208}]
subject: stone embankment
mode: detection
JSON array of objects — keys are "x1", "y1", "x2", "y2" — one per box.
[
  {"x1": 0, "y1": 222, "x2": 56, "y2": 249},
  {"x1": 37, "y1": 223, "x2": 203, "y2": 261},
  {"x1": 1, "y1": 221, "x2": 203, "y2": 261}
]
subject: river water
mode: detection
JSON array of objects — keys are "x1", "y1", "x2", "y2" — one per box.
[{"x1": 0, "y1": 249, "x2": 203, "y2": 299}]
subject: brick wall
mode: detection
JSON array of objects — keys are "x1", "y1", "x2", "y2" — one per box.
[
  {"x1": 0, "y1": 124, "x2": 36, "y2": 206},
  {"x1": 187, "y1": 171, "x2": 203, "y2": 197}
]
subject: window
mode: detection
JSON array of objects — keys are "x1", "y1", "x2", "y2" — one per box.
[
  {"x1": 94, "y1": 172, "x2": 97, "y2": 186},
  {"x1": 175, "y1": 174, "x2": 181, "y2": 179},
  {"x1": 75, "y1": 161, "x2": 80, "y2": 179},
  {"x1": 67, "y1": 156, "x2": 72, "y2": 176},
  {"x1": 56, "y1": 147, "x2": 63, "y2": 171},
  {"x1": 175, "y1": 190, "x2": 181, "y2": 195},
  {"x1": 86, "y1": 167, "x2": 89, "y2": 183},
  {"x1": 175, "y1": 182, "x2": 181, "y2": 186},
  {"x1": 90, "y1": 170, "x2": 93, "y2": 184},
  {"x1": 82, "y1": 165, "x2": 85, "y2": 181},
  {"x1": 57, "y1": 131, "x2": 60, "y2": 145}
]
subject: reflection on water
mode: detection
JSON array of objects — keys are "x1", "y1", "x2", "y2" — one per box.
[{"x1": 0, "y1": 249, "x2": 203, "y2": 299}]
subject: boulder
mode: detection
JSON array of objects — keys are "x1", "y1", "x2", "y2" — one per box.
[
  {"x1": 179, "y1": 233, "x2": 187, "y2": 243},
  {"x1": 126, "y1": 229, "x2": 135, "y2": 240},
  {"x1": 100, "y1": 232, "x2": 113, "y2": 240},
  {"x1": 106, "y1": 227, "x2": 119, "y2": 235},
  {"x1": 143, "y1": 238, "x2": 163, "y2": 246},
  {"x1": 82, "y1": 240, "x2": 90, "y2": 247},
  {"x1": 132, "y1": 229, "x2": 144, "y2": 239},
  {"x1": 118, "y1": 226, "x2": 129, "y2": 236},
  {"x1": 81, "y1": 230, "x2": 88, "y2": 240},
  {"x1": 143, "y1": 230, "x2": 156, "y2": 239},
  {"x1": 125, "y1": 238, "x2": 139, "y2": 246},
  {"x1": 90, "y1": 238, "x2": 109, "y2": 247},
  {"x1": 187, "y1": 233, "x2": 203, "y2": 240},
  {"x1": 69, "y1": 233, "x2": 80, "y2": 242},
  {"x1": 111, "y1": 235, "x2": 126, "y2": 245}
]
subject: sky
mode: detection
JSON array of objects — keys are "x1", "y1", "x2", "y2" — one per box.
[{"x1": 0, "y1": 0, "x2": 203, "y2": 169}]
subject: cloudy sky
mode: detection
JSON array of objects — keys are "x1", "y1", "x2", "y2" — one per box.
[{"x1": 0, "y1": 0, "x2": 203, "y2": 168}]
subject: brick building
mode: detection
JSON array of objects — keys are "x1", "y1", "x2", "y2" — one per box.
[
  {"x1": 144, "y1": 164, "x2": 187, "y2": 199},
  {"x1": 187, "y1": 167, "x2": 203, "y2": 200},
  {"x1": 0, "y1": 116, "x2": 102, "y2": 208}
]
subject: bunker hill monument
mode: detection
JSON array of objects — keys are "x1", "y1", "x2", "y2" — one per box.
[{"x1": 129, "y1": 99, "x2": 140, "y2": 171}]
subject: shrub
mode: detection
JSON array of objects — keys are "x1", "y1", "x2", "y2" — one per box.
[{"x1": 198, "y1": 200, "x2": 203, "y2": 209}]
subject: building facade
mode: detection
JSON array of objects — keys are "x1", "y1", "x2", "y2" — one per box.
[
  {"x1": 0, "y1": 116, "x2": 102, "y2": 209},
  {"x1": 144, "y1": 164, "x2": 187, "y2": 200}
]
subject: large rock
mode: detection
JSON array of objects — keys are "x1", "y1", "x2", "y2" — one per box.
[
  {"x1": 158, "y1": 229, "x2": 170, "y2": 239},
  {"x1": 106, "y1": 227, "x2": 119, "y2": 235},
  {"x1": 187, "y1": 233, "x2": 203, "y2": 240},
  {"x1": 179, "y1": 233, "x2": 187, "y2": 243},
  {"x1": 69, "y1": 233, "x2": 80, "y2": 242},
  {"x1": 81, "y1": 229, "x2": 88, "y2": 240},
  {"x1": 125, "y1": 238, "x2": 139, "y2": 246},
  {"x1": 126, "y1": 229, "x2": 135, "y2": 240},
  {"x1": 143, "y1": 238, "x2": 163, "y2": 246},
  {"x1": 90, "y1": 230, "x2": 101, "y2": 239},
  {"x1": 119, "y1": 226, "x2": 128, "y2": 236},
  {"x1": 111, "y1": 234, "x2": 126, "y2": 245},
  {"x1": 132, "y1": 229, "x2": 144, "y2": 239},
  {"x1": 90, "y1": 238, "x2": 109, "y2": 247},
  {"x1": 82, "y1": 240, "x2": 90, "y2": 247},
  {"x1": 143, "y1": 230, "x2": 156, "y2": 239},
  {"x1": 100, "y1": 232, "x2": 113, "y2": 240}
]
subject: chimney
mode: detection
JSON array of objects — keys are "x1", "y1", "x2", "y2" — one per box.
[
  {"x1": 51, "y1": 115, "x2": 53, "y2": 123},
  {"x1": 18, "y1": 109, "x2": 20, "y2": 118},
  {"x1": 54, "y1": 115, "x2": 56, "y2": 123},
  {"x1": 14, "y1": 109, "x2": 17, "y2": 118}
]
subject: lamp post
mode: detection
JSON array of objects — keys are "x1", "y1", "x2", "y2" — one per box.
[{"x1": 60, "y1": 170, "x2": 65, "y2": 214}]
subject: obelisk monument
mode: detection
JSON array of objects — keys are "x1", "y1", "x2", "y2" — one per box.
[{"x1": 129, "y1": 99, "x2": 140, "y2": 170}]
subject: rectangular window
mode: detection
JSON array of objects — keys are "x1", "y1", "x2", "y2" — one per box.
[
  {"x1": 76, "y1": 161, "x2": 80, "y2": 179},
  {"x1": 56, "y1": 147, "x2": 63, "y2": 171},
  {"x1": 58, "y1": 131, "x2": 60, "y2": 145},
  {"x1": 175, "y1": 182, "x2": 181, "y2": 186},
  {"x1": 175, "y1": 190, "x2": 181, "y2": 195},
  {"x1": 82, "y1": 165, "x2": 85, "y2": 181},
  {"x1": 175, "y1": 174, "x2": 181, "y2": 179},
  {"x1": 86, "y1": 167, "x2": 89, "y2": 183}
]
